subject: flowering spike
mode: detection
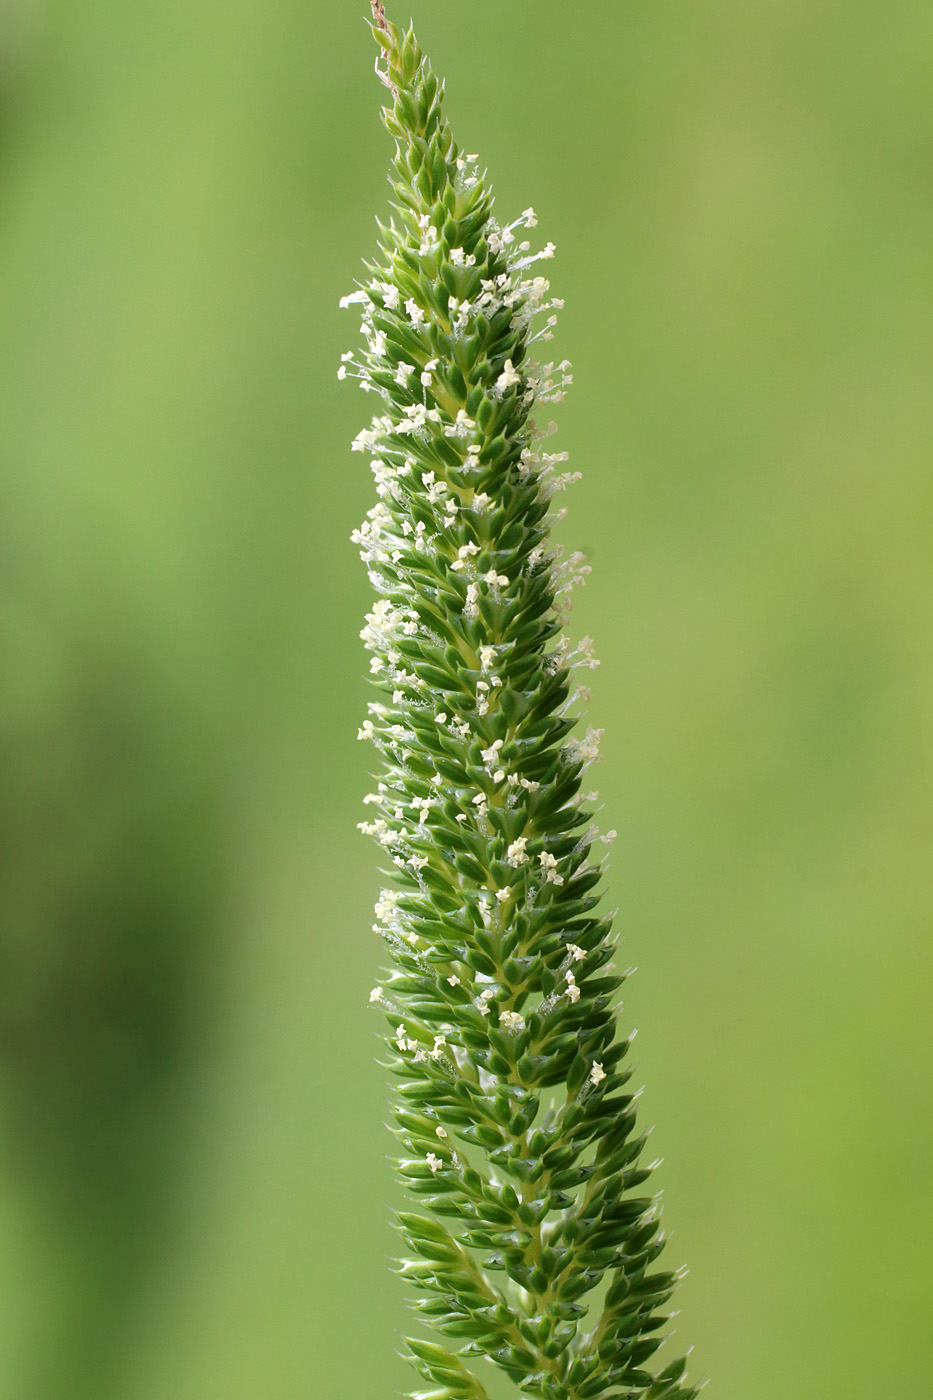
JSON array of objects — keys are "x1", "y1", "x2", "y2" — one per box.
[{"x1": 343, "y1": 11, "x2": 702, "y2": 1400}]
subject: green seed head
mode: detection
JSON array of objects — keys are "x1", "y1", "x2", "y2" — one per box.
[{"x1": 341, "y1": 10, "x2": 701, "y2": 1399}]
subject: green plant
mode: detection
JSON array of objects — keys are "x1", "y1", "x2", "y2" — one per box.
[{"x1": 341, "y1": 7, "x2": 701, "y2": 1398}]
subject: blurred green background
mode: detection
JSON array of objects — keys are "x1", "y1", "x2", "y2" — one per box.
[{"x1": 1, "y1": 1, "x2": 930, "y2": 1396}]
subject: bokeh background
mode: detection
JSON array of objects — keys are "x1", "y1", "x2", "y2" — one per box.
[{"x1": 1, "y1": 1, "x2": 931, "y2": 1397}]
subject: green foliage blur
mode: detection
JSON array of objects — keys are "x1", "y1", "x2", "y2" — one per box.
[{"x1": 0, "y1": 2, "x2": 929, "y2": 1397}]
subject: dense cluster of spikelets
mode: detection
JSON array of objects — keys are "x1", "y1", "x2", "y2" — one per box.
[{"x1": 340, "y1": 8, "x2": 700, "y2": 1399}]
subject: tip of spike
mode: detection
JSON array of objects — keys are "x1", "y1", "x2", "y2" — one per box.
[{"x1": 370, "y1": 1, "x2": 398, "y2": 93}]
